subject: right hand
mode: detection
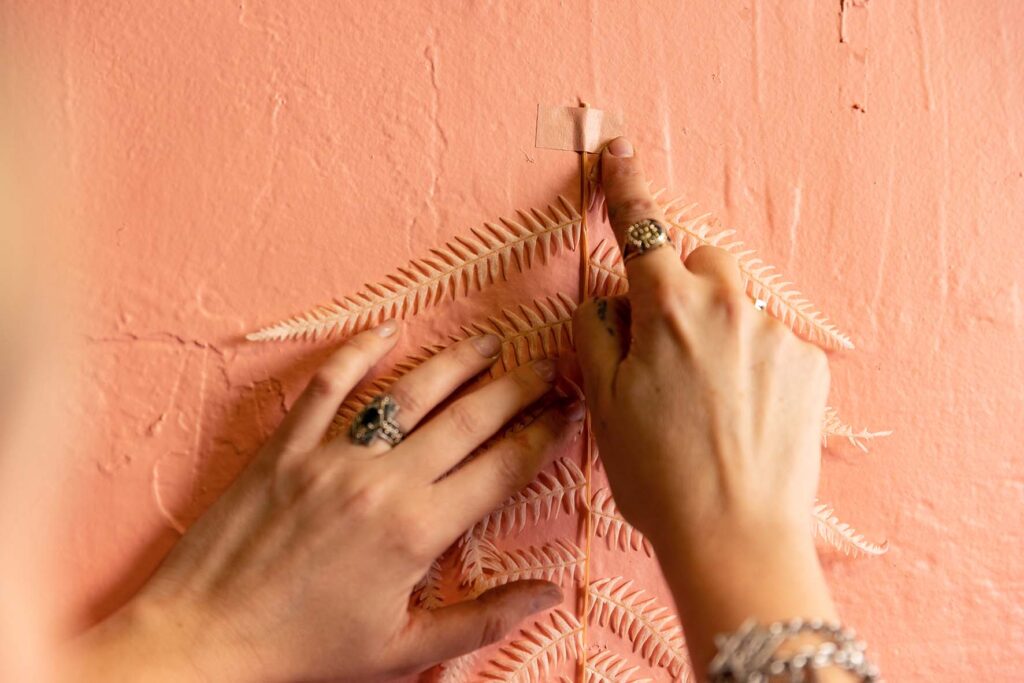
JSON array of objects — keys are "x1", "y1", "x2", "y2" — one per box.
[{"x1": 573, "y1": 137, "x2": 838, "y2": 674}]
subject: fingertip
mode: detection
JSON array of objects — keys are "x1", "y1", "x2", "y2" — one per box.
[
  {"x1": 374, "y1": 318, "x2": 400, "y2": 337},
  {"x1": 605, "y1": 136, "x2": 634, "y2": 158}
]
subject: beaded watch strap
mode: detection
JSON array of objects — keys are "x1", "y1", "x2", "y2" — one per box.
[{"x1": 707, "y1": 618, "x2": 881, "y2": 682}]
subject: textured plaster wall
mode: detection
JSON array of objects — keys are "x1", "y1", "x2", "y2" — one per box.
[{"x1": 2, "y1": 1, "x2": 1023, "y2": 681}]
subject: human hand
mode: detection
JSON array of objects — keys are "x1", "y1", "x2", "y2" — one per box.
[
  {"x1": 67, "y1": 322, "x2": 584, "y2": 682},
  {"x1": 573, "y1": 137, "x2": 839, "y2": 673}
]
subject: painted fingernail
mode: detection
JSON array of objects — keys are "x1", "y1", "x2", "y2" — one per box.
[
  {"x1": 472, "y1": 334, "x2": 502, "y2": 357},
  {"x1": 560, "y1": 399, "x2": 586, "y2": 422},
  {"x1": 531, "y1": 359, "x2": 557, "y2": 382},
  {"x1": 375, "y1": 319, "x2": 399, "y2": 337},
  {"x1": 531, "y1": 585, "x2": 563, "y2": 612},
  {"x1": 607, "y1": 136, "x2": 634, "y2": 157}
]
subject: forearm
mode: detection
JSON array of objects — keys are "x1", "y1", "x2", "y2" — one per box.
[{"x1": 653, "y1": 516, "x2": 858, "y2": 682}]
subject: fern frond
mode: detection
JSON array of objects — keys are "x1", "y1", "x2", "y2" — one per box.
[
  {"x1": 588, "y1": 577, "x2": 688, "y2": 676},
  {"x1": 246, "y1": 197, "x2": 582, "y2": 342},
  {"x1": 588, "y1": 240, "x2": 629, "y2": 297},
  {"x1": 457, "y1": 528, "x2": 489, "y2": 590},
  {"x1": 812, "y1": 502, "x2": 889, "y2": 557},
  {"x1": 663, "y1": 205, "x2": 854, "y2": 350},
  {"x1": 472, "y1": 458, "x2": 586, "y2": 537},
  {"x1": 450, "y1": 293, "x2": 576, "y2": 377},
  {"x1": 584, "y1": 649, "x2": 654, "y2": 683},
  {"x1": 821, "y1": 407, "x2": 892, "y2": 453},
  {"x1": 591, "y1": 488, "x2": 653, "y2": 556},
  {"x1": 413, "y1": 557, "x2": 445, "y2": 609},
  {"x1": 481, "y1": 609, "x2": 582, "y2": 682},
  {"x1": 438, "y1": 652, "x2": 479, "y2": 683},
  {"x1": 477, "y1": 538, "x2": 585, "y2": 590}
]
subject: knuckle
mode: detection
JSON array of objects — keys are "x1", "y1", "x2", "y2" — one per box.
[
  {"x1": 447, "y1": 400, "x2": 483, "y2": 438},
  {"x1": 492, "y1": 448, "x2": 531, "y2": 491},
  {"x1": 648, "y1": 278, "x2": 682, "y2": 315},
  {"x1": 386, "y1": 382, "x2": 423, "y2": 417},
  {"x1": 478, "y1": 610, "x2": 513, "y2": 648},
  {"x1": 337, "y1": 475, "x2": 389, "y2": 520},
  {"x1": 306, "y1": 368, "x2": 352, "y2": 399},
  {"x1": 611, "y1": 196, "x2": 657, "y2": 223},
  {"x1": 391, "y1": 509, "x2": 435, "y2": 561}
]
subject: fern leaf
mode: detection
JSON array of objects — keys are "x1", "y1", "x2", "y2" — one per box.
[
  {"x1": 584, "y1": 649, "x2": 654, "y2": 683},
  {"x1": 457, "y1": 528, "x2": 490, "y2": 590},
  {"x1": 588, "y1": 240, "x2": 629, "y2": 297},
  {"x1": 477, "y1": 537, "x2": 585, "y2": 590},
  {"x1": 663, "y1": 206, "x2": 854, "y2": 350},
  {"x1": 481, "y1": 609, "x2": 582, "y2": 682},
  {"x1": 246, "y1": 197, "x2": 581, "y2": 342},
  {"x1": 821, "y1": 407, "x2": 892, "y2": 453},
  {"x1": 473, "y1": 458, "x2": 586, "y2": 537},
  {"x1": 591, "y1": 488, "x2": 653, "y2": 556},
  {"x1": 413, "y1": 557, "x2": 445, "y2": 609},
  {"x1": 812, "y1": 502, "x2": 888, "y2": 557},
  {"x1": 451, "y1": 293, "x2": 576, "y2": 377},
  {"x1": 588, "y1": 577, "x2": 688, "y2": 677}
]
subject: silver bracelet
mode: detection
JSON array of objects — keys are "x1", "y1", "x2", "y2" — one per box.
[{"x1": 707, "y1": 618, "x2": 882, "y2": 682}]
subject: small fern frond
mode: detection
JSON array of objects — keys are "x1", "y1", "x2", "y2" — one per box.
[
  {"x1": 812, "y1": 502, "x2": 889, "y2": 557},
  {"x1": 246, "y1": 197, "x2": 581, "y2": 342},
  {"x1": 481, "y1": 609, "x2": 582, "y2": 682},
  {"x1": 477, "y1": 538, "x2": 585, "y2": 590},
  {"x1": 584, "y1": 649, "x2": 654, "y2": 683},
  {"x1": 591, "y1": 488, "x2": 653, "y2": 556},
  {"x1": 822, "y1": 407, "x2": 892, "y2": 453},
  {"x1": 457, "y1": 528, "x2": 489, "y2": 590},
  {"x1": 473, "y1": 458, "x2": 586, "y2": 537},
  {"x1": 588, "y1": 577, "x2": 688, "y2": 676},
  {"x1": 450, "y1": 293, "x2": 576, "y2": 377},
  {"x1": 588, "y1": 240, "x2": 629, "y2": 297},
  {"x1": 438, "y1": 652, "x2": 479, "y2": 683},
  {"x1": 413, "y1": 557, "x2": 445, "y2": 609}
]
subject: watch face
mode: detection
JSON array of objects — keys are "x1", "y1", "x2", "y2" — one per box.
[{"x1": 627, "y1": 219, "x2": 667, "y2": 249}]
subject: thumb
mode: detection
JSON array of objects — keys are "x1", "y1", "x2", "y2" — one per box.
[
  {"x1": 397, "y1": 581, "x2": 563, "y2": 670},
  {"x1": 572, "y1": 295, "x2": 630, "y2": 409}
]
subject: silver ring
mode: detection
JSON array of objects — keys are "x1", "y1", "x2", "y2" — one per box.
[
  {"x1": 622, "y1": 219, "x2": 670, "y2": 263},
  {"x1": 349, "y1": 393, "x2": 404, "y2": 446},
  {"x1": 754, "y1": 298, "x2": 768, "y2": 312}
]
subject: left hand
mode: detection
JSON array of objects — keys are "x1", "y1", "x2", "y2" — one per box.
[{"x1": 66, "y1": 320, "x2": 584, "y2": 682}]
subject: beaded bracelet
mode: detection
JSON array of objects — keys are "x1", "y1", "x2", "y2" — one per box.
[{"x1": 707, "y1": 618, "x2": 881, "y2": 682}]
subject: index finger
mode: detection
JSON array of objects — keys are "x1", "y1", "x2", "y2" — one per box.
[{"x1": 600, "y1": 137, "x2": 690, "y2": 296}]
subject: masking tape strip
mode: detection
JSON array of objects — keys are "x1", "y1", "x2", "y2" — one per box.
[{"x1": 535, "y1": 105, "x2": 625, "y2": 153}]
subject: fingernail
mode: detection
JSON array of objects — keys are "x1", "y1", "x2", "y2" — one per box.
[
  {"x1": 531, "y1": 359, "x2": 557, "y2": 382},
  {"x1": 560, "y1": 399, "x2": 586, "y2": 422},
  {"x1": 530, "y1": 585, "x2": 563, "y2": 612},
  {"x1": 375, "y1": 319, "x2": 398, "y2": 337},
  {"x1": 472, "y1": 334, "x2": 502, "y2": 357},
  {"x1": 607, "y1": 136, "x2": 633, "y2": 157}
]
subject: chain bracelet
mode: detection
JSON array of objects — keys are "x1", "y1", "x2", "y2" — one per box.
[{"x1": 707, "y1": 618, "x2": 882, "y2": 682}]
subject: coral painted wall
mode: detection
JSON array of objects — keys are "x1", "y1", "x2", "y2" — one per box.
[{"x1": 3, "y1": 1, "x2": 1022, "y2": 680}]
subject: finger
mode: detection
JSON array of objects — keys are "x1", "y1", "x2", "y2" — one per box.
[
  {"x1": 389, "y1": 359, "x2": 559, "y2": 483},
  {"x1": 428, "y1": 399, "x2": 585, "y2": 540},
  {"x1": 269, "y1": 320, "x2": 401, "y2": 454},
  {"x1": 600, "y1": 137, "x2": 691, "y2": 297},
  {"x1": 571, "y1": 296, "x2": 630, "y2": 410},
  {"x1": 684, "y1": 245, "x2": 745, "y2": 293},
  {"x1": 357, "y1": 334, "x2": 503, "y2": 456},
  {"x1": 395, "y1": 581, "x2": 563, "y2": 670}
]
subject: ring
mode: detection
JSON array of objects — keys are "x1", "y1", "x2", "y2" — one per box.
[
  {"x1": 622, "y1": 219, "x2": 670, "y2": 263},
  {"x1": 349, "y1": 393, "x2": 404, "y2": 446},
  {"x1": 754, "y1": 298, "x2": 768, "y2": 312}
]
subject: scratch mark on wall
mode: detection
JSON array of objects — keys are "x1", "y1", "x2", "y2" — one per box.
[
  {"x1": 839, "y1": 0, "x2": 869, "y2": 44},
  {"x1": 913, "y1": 0, "x2": 936, "y2": 112},
  {"x1": 869, "y1": 141, "x2": 896, "y2": 332}
]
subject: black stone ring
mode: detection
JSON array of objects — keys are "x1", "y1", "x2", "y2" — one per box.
[{"x1": 349, "y1": 393, "x2": 404, "y2": 446}]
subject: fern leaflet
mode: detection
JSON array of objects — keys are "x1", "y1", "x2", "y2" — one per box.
[
  {"x1": 481, "y1": 609, "x2": 582, "y2": 682},
  {"x1": 588, "y1": 577, "x2": 688, "y2": 677},
  {"x1": 247, "y1": 197, "x2": 581, "y2": 341},
  {"x1": 812, "y1": 502, "x2": 889, "y2": 557}
]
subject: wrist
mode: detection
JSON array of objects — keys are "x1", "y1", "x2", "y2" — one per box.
[{"x1": 62, "y1": 598, "x2": 240, "y2": 683}]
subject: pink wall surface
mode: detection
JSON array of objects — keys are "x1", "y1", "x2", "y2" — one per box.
[{"x1": 3, "y1": 1, "x2": 1023, "y2": 681}]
